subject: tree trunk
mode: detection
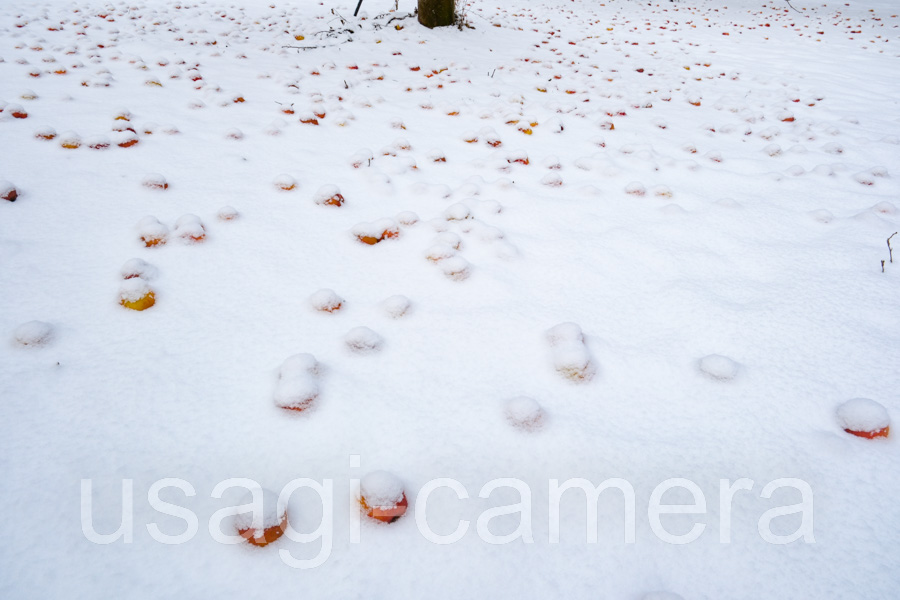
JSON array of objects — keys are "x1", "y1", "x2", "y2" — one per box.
[{"x1": 418, "y1": 0, "x2": 454, "y2": 28}]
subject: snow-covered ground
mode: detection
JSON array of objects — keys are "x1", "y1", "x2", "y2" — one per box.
[{"x1": 1, "y1": 0, "x2": 899, "y2": 597}]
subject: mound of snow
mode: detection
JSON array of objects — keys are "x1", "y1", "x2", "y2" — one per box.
[
  {"x1": 136, "y1": 216, "x2": 168, "y2": 247},
  {"x1": 309, "y1": 288, "x2": 344, "y2": 313},
  {"x1": 273, "y1": 375, "x2": 319, "y2": 411},
  {"x1": 505, "y1": 397, "x2": 545, "y2": 431},
  {"x1": 360, "y1": 470, "x2": 405, "y2": 508},
  {"x1": 546, "y1": 322, "x2": 584, "y2": 347},
  {"x1": 118, "y1": 278, "x2": 152, "y2": 304},
  {"x1": 698, "y1": 354, "x2": 740, "y2": 381},
  {"x1": 836, "y1": 398, "x2": 890, "y2": 434},
  {"x1": 552, "y1": 345, "x2": 595, "y2": 382},
  {"x1": 382, "y1": 295, "x2": 411, "y2": 318},
  {"x1": 442, "y1": 202, "x2": 472, "y2": 221},
  {"x1": 173, "y1": 214, "x2": 206, "y2": 243},
  {"x1": 344, "y1": 326, "x2": 383, "y2": 353},
  {"x1": 141, "y1": 173, "x2": 168, "y2": 190},
  {"x1": 440, "y1": 256, "x2": 471, "y2": 281},
  {"x1": 273, "y1": 174, "x2": 297, "y2": 191},
  {"x1": 434, "y1": 232, "x2": 462, "y2": 250},
  {"x1": 278, "y1": 353, "x2": 319, "y2": 378},
  {"x1": 234, "y1": 488, "x2": 287, "y2": 533},
  {"x1": 541, "y1": 173, "x2": 563, "y2": 187},
  {"x1": 13, "y1": 321, "x2": 53, "y2": 347},
  {"x1": 395, "y1": 211, "x2": 419, "y2": 226},
  {"x1": 120, "y1": 258, "x2": 157, "y2": 280},
  {"x1": 546, "y1": 322, "x2": 594, "y2": 382},
  {"x1": 217, "y1": 206, "x2": 239, "y2": 221},
  {"x1": 314, "y1": 184, "x2": 344, "y2": 207},
  {"x1": 351, "y1": 219, "x2": 399, "y2": 245},
  {"x1": 274, "y1": 353, "x2": 320, "y2": 411}
]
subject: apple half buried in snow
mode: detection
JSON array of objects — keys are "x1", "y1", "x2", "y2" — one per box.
[
  {"x1": 119, "y1": 278, "x2": 155, "y2": 311},
  {"x1": 274, "y1": 353, "x2": 320, "y2": 412},
  {"x1": 846, "y1": 427, "x2": 890, "y2": 439},
  {"x1": 360, "y1": 494, "x2": 408, "y2": 523},
  {"x1": 273, "y1": 375, "x2": 318, "y2": 412},
  {"x1": 360, "y1": 471, "x2": 407, "y2": 523},
  {"x1": 351, "y1": 219, "x2": 399, "y2": 245},
  {"x1": 235, "y1": 489, "x2": 289, "y2": 547},
  {"x1": 1, "y1": 180, "x2": 17, "y2": 202},
  {"x1": 137, "y1": 216, "x2": 168, "y2": 247},
  {"x1": 836, "y1": 398, "x2": 890, "y2": 439},
  {"x1": 505, "y1": 396, "x2": 545, "y2": 431},
  {"x1": 314, "y1": 184, "x2": 344, "y2": 207},
  {"x1": 239, "y1": 514, "x2": 289, "y2": 546},
  {"x1": 309, "y1": 288, "x2": 344, "y2": 313}
]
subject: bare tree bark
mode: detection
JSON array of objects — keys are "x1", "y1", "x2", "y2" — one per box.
[{"x1": 418, "y1": 0, "x2": 454, "y2": 28}]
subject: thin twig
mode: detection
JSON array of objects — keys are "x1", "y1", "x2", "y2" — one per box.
[
  {"x1": 313, "y1": 27, "x2": 354, "y2": 38},
  {"x1": 371, "y1": 11, "x2": 416, "y2": 29},
  {"x1": 889, "y1": 232, "x2": 898, "y2": 263},
  {"x1": 281, "y1": 36, "x2": 353, "y2": 51},
  {"x1": 785, "y1": 0, "x2": 801, "y2": 14},
  {"x1": 385, "y1": 12, "x2": 416, "y2": 26},
  {"x1": 331, "y1": 8, "x2": 348, "y2": 24}
]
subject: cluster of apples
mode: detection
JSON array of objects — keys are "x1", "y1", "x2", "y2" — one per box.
[
  {"x1": 236, "y1": 472, "x2": 410, "y2": 548},
  {"x1": 118, "y1": 258, "x2": 158, "y2": 311},
  {"x1": 136, "y1": 213, "x2": 206, "y2": 249},
  {"x1": 121, "y1": 207, "x2": 237, "y2": 311},
  {"x1": 38, "y1": 110, "x2": 142, "y2": 150},
  {"x1": 351, "y1": 217, "x2": 400, "y2": 245},
  {"x1": 274, "y1": 353, "x2": 320, "y2": 413}
]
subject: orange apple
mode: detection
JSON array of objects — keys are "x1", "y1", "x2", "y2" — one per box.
[
  {"x1": 120, "y1": 291, "x2": 155, "y2": 311},
  {"x1": 360, "y1": 493, "x2": 408, "y2": 523},
  {"x1": 845, "y1": 426, "x2": 889, "y2": 439},
  {"x1": 238, "y1": 514, "x2": 288, "y2": 547}
]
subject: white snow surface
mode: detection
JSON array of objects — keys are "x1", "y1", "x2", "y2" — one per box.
[
  {"x1": 1, "y1": 0, "x2": 899, "y2": 598},
  {"x1": 642, "y1": 593, "x2": 685, "y2": 600}
]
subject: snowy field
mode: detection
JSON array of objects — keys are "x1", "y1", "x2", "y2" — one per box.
[{"x1": 1, "y1": 0, "x2": 899, "y2": 597}]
